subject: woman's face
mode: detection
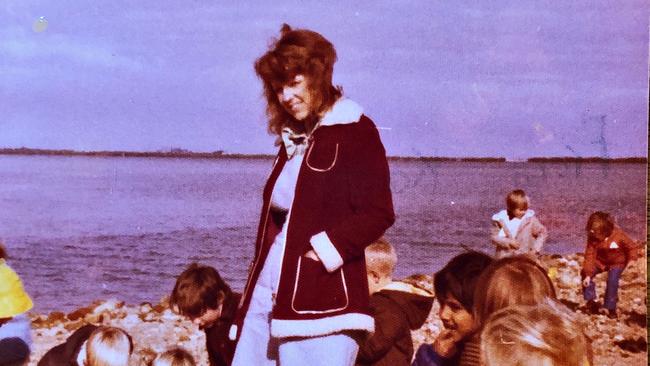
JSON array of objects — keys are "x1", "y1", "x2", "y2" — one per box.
[
  {"x1": 275, "y1": 74, "x2": 313, "y2": 121},
  {"x1": 438, "y1": 293, "x2": 475, "y2": 340}
]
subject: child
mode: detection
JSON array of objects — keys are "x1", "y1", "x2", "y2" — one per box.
[
  {"x1": 38, "y1": 324, "x2": 98, "y2": 366},
  {"x1": 170, "y1": 263, "x2": 241, "y2": 366},
  {"x1": 356, "y1": 237, "x2": 434, "y2": 366},
  {"x1": 0, "y1": 243, "x2": 33, "y2": 366},
  {"x1": 473, "y1": 255, "x2": 557, "y2": 328},
  {"x1": 460, "y1": 255, "x2": 558, "y2": 366},
  {"x1": 150, "y1": 347, "x2": 196, "y2": 366},
  {"x1": 580, "y1": 211, "x2": 639, "y2": 319},
  {"x1": 85, "y1": 326, "x2": 133, "y2": 366},
  {"x1": 490, "y1": 189, "x2": 547, "y2": 258},
  {"x1": 481, "y1": 300, "x2": 590, "y2": 366},
  {"x1": 412, "y1": 251, "x2": 493, "y2": 366}
]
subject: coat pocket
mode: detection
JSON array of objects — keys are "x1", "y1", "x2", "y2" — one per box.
[
  {"x1": 305, "y1": 141, "x2": 339, "y2": 172},
  {"x1": 291, "y1": 257, "x2": 349, "y2": 313}
]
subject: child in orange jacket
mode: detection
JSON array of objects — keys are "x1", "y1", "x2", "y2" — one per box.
[{"x1": 580, "y1": 211, "x2": 639, "y2": 318}]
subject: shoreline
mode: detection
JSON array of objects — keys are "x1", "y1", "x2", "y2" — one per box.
[
  {"x1": 1, "y1": 147, "x2": 646, "y2": 163},
  {"x1": 25, "y1": 252, "x2": 647, "y2": 366}
]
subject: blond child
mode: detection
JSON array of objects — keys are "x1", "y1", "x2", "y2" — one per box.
[
  {"x1": 481, "y1": 299, "x2": 591, "y2": 366},
  {"x1": 453, "y1": 255, "x2": 558, "y2": 366},
  {"x1": 356, "y1": 237, "x2": 434, "y2": 366},
  {"x1": 85, "y1": 326, "x2": 133, "y2": 366},
  {"x1": 490, "y1": 189, "x2": 547, "y2": 258},
  {"x1": 150, "y1": 347, "x2": 196, "y2": 366},
  {"x1": 473, "y1": 255, "x2": 556, "y2": 327}
]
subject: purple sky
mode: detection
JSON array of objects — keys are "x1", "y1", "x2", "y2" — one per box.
[{"x1": 1, "y1": 1, "x2": 648, "y2": 158}]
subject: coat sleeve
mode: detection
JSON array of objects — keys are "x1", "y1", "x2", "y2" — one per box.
[
  {"x1": 616, "y1": 228, "x2": 639, "y2": 265},
  {"x1": 490, "y1": 220, "x2": 515, "y2": 249},
  {"x1": 356, "y1": 300, "x2": 408, "y2": 363},
  {"x1": 310, "y1": 121, "x2": 395, "y2": 272},
  {"x1": 531, "y1": 217, "x2": 548, "y2": 253},
  {"x1": 581, "y1": 241, "x2": 597, "y2": 278}
]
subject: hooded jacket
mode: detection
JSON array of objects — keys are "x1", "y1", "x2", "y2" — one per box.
[
  {"x1": 356, "y1": 282, "x2": 434, "y2": 366},
  {"x1": 581, "y1": 226, "x2": 638, "y2": 278},
  {"x1": 233, "y1": 99, "x2": 395, "y2": 339},
  {"x1": 38, "y1": 324, "x2": 98, "y2": 366},
  {"x1": 205, "y1": 292, "x2": 240, "y2": 366},
  {"x1": 490, "y1": 209, "x2": 547, "y2": 258}
]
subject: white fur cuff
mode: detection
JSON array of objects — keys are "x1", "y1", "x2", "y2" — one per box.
[
  {"x1": 271, "y1": 313, "x2": 374, "y2": 338},
  {"x1": 310, "y1": 231, "x2": 344, "y2": 272}
]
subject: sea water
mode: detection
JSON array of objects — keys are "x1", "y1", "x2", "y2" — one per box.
[{"x1": 0, "y1": 155, "x2": 645, "y2": 312}]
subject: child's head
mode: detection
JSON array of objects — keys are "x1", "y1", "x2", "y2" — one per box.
[
  {"x1": 473, "y1": 255, "x2": 556, "y2": 328},
  {"x1": 365, "y1": 237, "x2": 396, "y2": 295},
  {"x1": 170, "y1": 263, "x2": 231, "y2": 328},
  {"x1": 85, "y1": 326, "x2": 133, "y2": 366},
  {"x1": 434, "y1": 251, "x2": 494, "y2": 340},
  {"x1": 505, "y1": 189, "x2": 528, "y2": 219},
  {"x1": 481, "y1": 299, "x2": 590, "y2": 366},
  {"x1": 586, "y1": 211, "x2": 614, "y2": 242},
  {"x1": 150, "y1": 347, "x2": 196, "y2": 366}
]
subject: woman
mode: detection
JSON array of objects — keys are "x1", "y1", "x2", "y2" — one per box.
[{"x1": 231, "y1": 24, "x2": 395, "y2": 366}]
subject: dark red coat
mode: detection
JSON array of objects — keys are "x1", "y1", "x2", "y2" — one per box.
[
  {"x1": 581, "y1": 226, "x2": 639, "y2": 278},
  {"x1": 234, "y1": 111, "x2": 394, "y2": 338}
]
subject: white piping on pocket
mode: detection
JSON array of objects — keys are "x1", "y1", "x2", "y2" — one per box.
[
  {"x1": 305, "y1": 142, "x2": 339, "y2": 172},
  {"x1": 290, "y1": 256, "x2": 349, "y2": 314}
]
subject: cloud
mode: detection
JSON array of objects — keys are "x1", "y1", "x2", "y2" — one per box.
[
  {"x1": 0, "y1": 26, "x2": 144, "y2": 71},
  {"x1": 533, "y1": 122, "x2": 555, "y2": 143}
]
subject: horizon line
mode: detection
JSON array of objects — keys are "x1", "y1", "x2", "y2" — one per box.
[{"x1": 0, "y1": 147, "x2": 646, "y2": 162}]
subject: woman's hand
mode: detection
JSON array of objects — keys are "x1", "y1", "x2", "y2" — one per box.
[{"x1": 303, "y1": 249, "x2": 320, "y2": 261}]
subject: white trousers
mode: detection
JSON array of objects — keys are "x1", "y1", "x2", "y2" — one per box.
[{"x1": 232, "y1": 240, "x2": 359, "y2": 366}]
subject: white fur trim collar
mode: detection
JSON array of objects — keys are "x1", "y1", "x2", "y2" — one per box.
[
  {"x1": 271, "y1": 312, "x2": 374, "y2": 338},
  {"x1": 491, "y1": 209, "x2": 535, "y2": 222},
  {"x1": 319, "y1": 98, "x2": 363, "y2": 126},
  {"x1": 381, "y1": 281, "x2": 434, "y2": 297}
]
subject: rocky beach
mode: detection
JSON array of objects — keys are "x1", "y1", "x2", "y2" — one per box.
[{"x1": 27, "y1": 253, "x2": 647, "y2": 366}]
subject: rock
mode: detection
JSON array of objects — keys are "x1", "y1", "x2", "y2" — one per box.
[
  {"x1": 121, "y1": 313, "x2": 140, "y2": 327},
  {"x1": 140, "y1": 303, "x2": 153, "y2": 314},
  {"x1": 67, "y1": 306, "x2": 93, "y2": 321},
  {"x1": 92, "y1": 299, "x2": 124, "y2": 315},
  {"x1": 24, "y1": 251, "x2": 647, "y2": 366},
  {"x1": 556, "y1": 269, "x2": 580, "y2": 289},
  {"x1": 63, "y1": 319, "x2": 84, "y2": 331},
  {"x1": 161, "y1": 309, "x2": 179, "y2": 321}
]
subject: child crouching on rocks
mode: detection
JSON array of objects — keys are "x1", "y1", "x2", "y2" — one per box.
[
  {"x1": 38, "y1": 325, "x2": 133, "y2": 366},
  {"x1": 0, "y1": 243, "x2": 33, "y2": 366},
  {"x1": 580, "y1": 211, "x2": 640, "y2": 319},
  {"x1": 490, "y1": 189, "x2": 547, "y2": 258},
  {"x1": 170, "y1": 263, "x2": 241, "y2": 366},
  {"x1": 411, "y1": 251, "x2": 493, "y2": 366},
  {"x1": 356, "y1": 237, "x2": 434, "y2": 366}
]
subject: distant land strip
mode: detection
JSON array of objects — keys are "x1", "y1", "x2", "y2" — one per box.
[{"x1": 0, "y1": 147, "x2": 646, "y2": 163}]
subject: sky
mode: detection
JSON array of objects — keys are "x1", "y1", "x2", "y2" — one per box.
[{"x1": 1, "y1": 1, "x2": 648, "y2": 158}]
